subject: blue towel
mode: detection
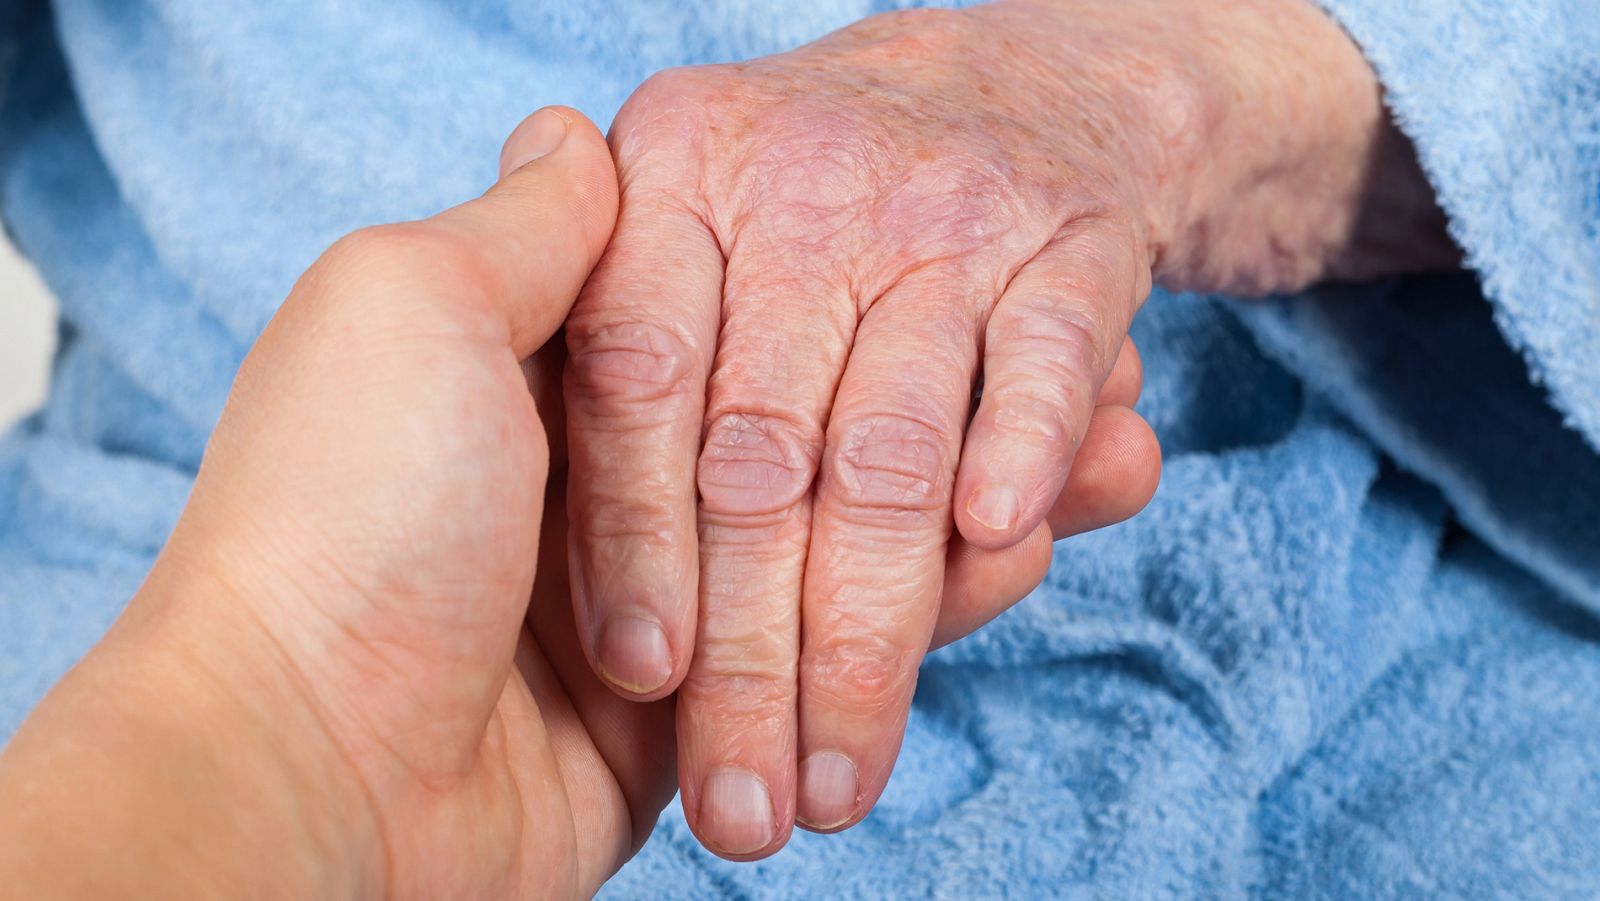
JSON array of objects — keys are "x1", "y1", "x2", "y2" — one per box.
[{"x1": 2, "y1": 0, "x2": 1597, "y2": 895}]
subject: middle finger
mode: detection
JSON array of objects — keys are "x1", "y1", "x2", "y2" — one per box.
[
  {"x1": 678, "y1": 236, "x2": 856, "y2": 859},
  {"x1": 796, "y1": 266, "x2": 983, "y2": 832}
]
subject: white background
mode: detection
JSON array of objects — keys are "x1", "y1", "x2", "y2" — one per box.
[{"x1": 0, "y1": 239, "x2": 56, "y2": 430}]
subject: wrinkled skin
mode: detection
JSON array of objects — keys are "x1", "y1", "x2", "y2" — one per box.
[
  {"x1": 0, "y1": 108, "x2": 1153, "y2": 898},
  {"x1": 564, "y1": 0, "x2": 1454, "y2": 858}
]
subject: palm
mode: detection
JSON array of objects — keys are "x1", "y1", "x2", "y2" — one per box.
[
  {"x1": 368, "y1": 482, "x2": 678, "y2": 899},
  {"x1": 184, "y1": 270, "x2": 678, "y2": 896}
]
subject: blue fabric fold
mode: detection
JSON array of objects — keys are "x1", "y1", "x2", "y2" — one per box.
[
  {"x1": 1, "y1": 1, "x2": 1596, "y2": 895},
  {"x1": 1309, "y1": 0, "x2": 1600, "y2": 450}
]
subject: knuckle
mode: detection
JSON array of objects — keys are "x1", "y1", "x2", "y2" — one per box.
[
  {"x1": 1053, "y1": 224, "x2": 1131, "y2": 288},
  {"x1": 745, "y1": 115, "x2": 879, "y2": 206},
  {"x1": 565, "y1": 316, "x2": 700, "y2": 410},
  {"x1": 577, "y1": 489, "x2": 677, "y2": 546},
  {"x1": 823, "y1": 410, "x2": 955, "y2": 521},
  {"x1": 698, "y1": 411, "x2": 821, "y2": 517},
  {"x1": 993, "y1": 297, "x2": 1108, "y2": 383},
  {"x1": 629, "y1": 65, "x2": 713, "y2": 110},
  {"x1": 684, "y1": 634, "x2": 798, "y2": 728},
  {"x1": 610, "y1": 66, "x2": 717, "y2": 168},
  {"x1": 982, "y1": 382, "x2": 1081, "y2": 449},
  {"x1": 316, "y1": 223, "x2": 491, "y2": 306},
  {"x1": 805, "y1": 632, "x2": 916, "y2": 715},
  {"x1": 681, "y1": 670, "x2": 795, "y2": 751},
  {"x1": 684, "y1": 665, "x2": 794, "y2": 715}
]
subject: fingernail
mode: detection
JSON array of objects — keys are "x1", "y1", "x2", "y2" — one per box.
[
  {"x1": 967, "y1": 485, "x2": 1021, "y2": 532},
  {"x1": 596, "y1": 614, "x2": 673, "y2": 695},
  {"x1": 700, "y1": 768, "x2": 775, "y2": 856},
  {"x1": 498, "y1": 107, "x2": 571, "y2": 176},
  {"x1": 798, "y1": 751, "x2": 858, "y2": 831}
]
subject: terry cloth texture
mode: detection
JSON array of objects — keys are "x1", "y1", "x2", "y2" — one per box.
[{"x1": 1, "y1": 0, "x2": 1596, "y2": 896}]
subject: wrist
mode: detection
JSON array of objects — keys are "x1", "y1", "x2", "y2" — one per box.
[
  {"x1": 985, "y1": 0, "x2": 1454, "y2": 295},
  {"x1": 0, "y1": 567, "x2": 384, "y2": 897},
  {"x1": 1149, "y1": 0, "x2": 1456, "y2": 292}
]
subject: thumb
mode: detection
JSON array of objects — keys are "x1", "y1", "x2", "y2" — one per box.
[
  {"x1": 156, "y1": 107, "x2": 618, "y2": 784},
  {"x1": 427, "y1": 105, "x2": 619, "y2": 358}
]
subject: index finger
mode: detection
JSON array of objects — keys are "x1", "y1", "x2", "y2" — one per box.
[{"x1": 564, "y1": 191, "x2": 723, "y2": 699}]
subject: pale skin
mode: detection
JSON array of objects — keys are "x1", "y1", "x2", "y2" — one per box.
[
  {"x1": 0, "y1": 109, "x2": 1154, "y2": 897},
  {"x1": 565, "y1": 0, "x2": 1452, "y2": 859}
]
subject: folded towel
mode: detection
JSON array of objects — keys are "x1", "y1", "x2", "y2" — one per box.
[{"x1": 1, "y1": 0, "x2": 1596, "y2": 895}]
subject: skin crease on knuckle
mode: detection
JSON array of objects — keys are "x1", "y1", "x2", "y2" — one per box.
[
  {"x1": 823, "y1": 408, "x2": 957, "y2": 525},
  {"x1": 803, "y1": 618, "x2": 919, "y2": 718},
  {"x1": 990, "y1": 299, "x2": 1110, "y2": 394},
  {"x1": 982, "y1": 385, "x2": 1083, "y2": 452},
  {"x1": 565, "y1": 316, "x2": 699, "y2": 414},
  {"x1": 698, "y1": 411, "x2": 821, "y2": 519},
  {"x1": 682, "y1": 663, "x2": 796, "y2": 749}
]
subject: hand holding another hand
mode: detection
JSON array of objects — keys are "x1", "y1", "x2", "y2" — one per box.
[
  {"x1": 0, "y1": 0, "x2": 1459, "y2": 890},
  {"x1": 0, "y1": 101, "x2": 1151, "y2": 895}
]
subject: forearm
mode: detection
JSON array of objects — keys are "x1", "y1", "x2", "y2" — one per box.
[{"x1": 0, "y1": 583, "x2": 379, "y2": 898}]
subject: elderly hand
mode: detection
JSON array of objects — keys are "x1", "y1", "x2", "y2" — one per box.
[
  {"x1": 564, "y1": 0, "x2": 1454, "y2": 858},
  {"x1": 0, "y1": 102, "x2": 1092, "y2": 896}
]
